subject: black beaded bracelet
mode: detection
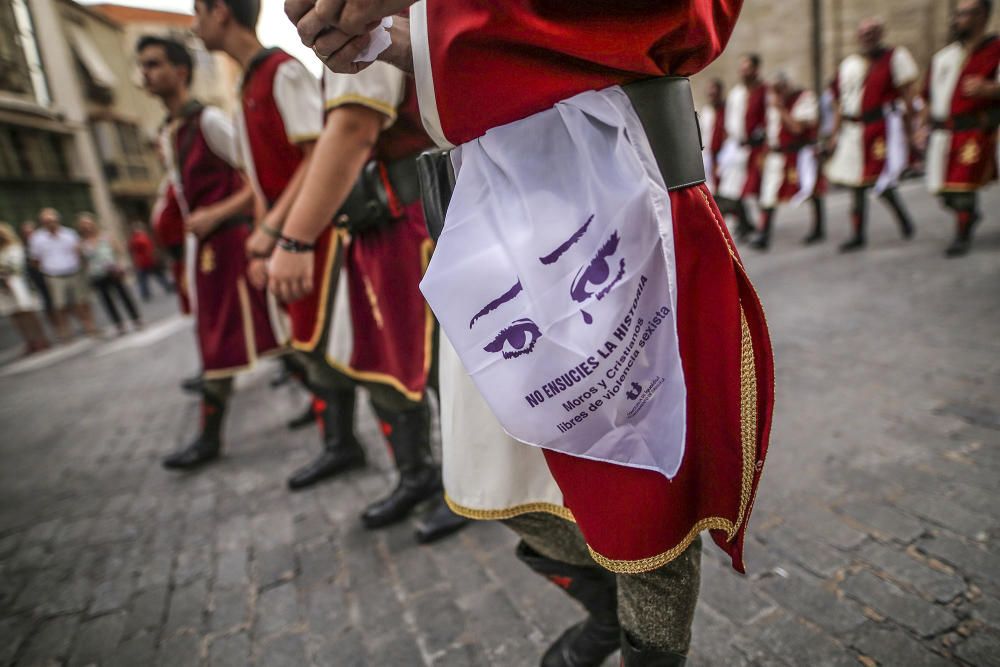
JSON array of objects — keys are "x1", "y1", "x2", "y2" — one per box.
[{"x1": 276, "y1": 235, "x2": 316, "y2": 253}]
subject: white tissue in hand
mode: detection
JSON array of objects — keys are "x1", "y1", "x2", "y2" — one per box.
[{"x1": 353, "y1": 17, "x2": 393, "y2": 63}]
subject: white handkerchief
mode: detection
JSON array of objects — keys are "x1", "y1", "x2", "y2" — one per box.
[
  {"x1": 420, "y1": 87, "x2": 688, "y2": 480},
  {"x1": 353, "y1": 17, "x2": 393, "y2": 64}
]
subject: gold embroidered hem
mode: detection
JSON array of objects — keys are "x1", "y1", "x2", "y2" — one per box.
[
  {"x1": 325, "y1": 94, "x2": 399, "y2": 125},
  {"x1": 588, "y1": 517, "x2": 734, "y2": 574},
  {"x1": 290, "y1": 228, "x2": 345, "y2": 353},
  {"x1": 444, "y1": 494, "x2": 576, "y2": 523}
]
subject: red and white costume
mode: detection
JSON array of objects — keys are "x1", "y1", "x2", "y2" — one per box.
[
  {"x1": 760, "y1": 89, "x2": 822, "y2": 209},
  {"x1": 160, "y1": 102, "x2": 280, "y2": 378},
  {"x1": 319, "y1": 63, "x2": 435, "y2": 400},
  {"x1": 825, "y1": 46, "x2": 919, "y2": 191},
  {"x1": 925, "y1": 35, "x2": 1000, "y2": 194},
  {"x1": 700, "y1": 100, "x2": 727, "y2": 193},
  {"x1": 411, "y1": 0, "x2": 772, "y2": 573},
  {"x1": 151, "y1": 179, "x2": 190, "y2": 314},
  {"x1": 234, "y1": 49, "x2": 324, "y2": 346},
  {"x1": 717, "y1": 82, "x2": 767, "y2": 200}
]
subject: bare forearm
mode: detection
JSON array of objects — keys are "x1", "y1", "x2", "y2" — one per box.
[
  {"x1": 200, "y1": 187, "x2": 254, "y2": 228},
  {"x1": 283, "y1": 106, "x2": 381, "y2": 243},
  {"x1": 265, "y1": 145, "x2": 315, "y2": 231}
]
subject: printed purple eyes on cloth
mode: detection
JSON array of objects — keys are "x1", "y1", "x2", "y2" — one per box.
[
  {"x1": 476, "y1": 213, "x2": 625, "y2": 358},
  {"x1": 483, "y1": 319, "x2": 542, "y2": 359},
  {"x1": 570, "y1": 231, "x2": 625, "y2": 305}
]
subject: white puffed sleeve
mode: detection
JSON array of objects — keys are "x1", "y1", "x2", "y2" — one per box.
[
  {"x1": 891, "y1": 47, "x2": 920, "y2": 89},
  {"x1": 790, "y1": 90, "x2": 819, "y2": 124},
  {"x1": 273, "y1": 58, "x2": 323, "y2": 144},
  {"x1": 200, "y1": 106, "x2": 241, "y2": 169},
  {"x1": 322, "y1": 61, "x2": 405, "y2": 128}
]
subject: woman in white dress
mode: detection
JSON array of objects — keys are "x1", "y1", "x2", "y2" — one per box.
[{"x1": 0, "y1": 223, "x2": 50, "y2": 354}]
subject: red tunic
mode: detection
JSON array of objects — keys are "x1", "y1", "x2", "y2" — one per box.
[
  {"x1": 422, "y1": 1, "x2": 743, "y2": 145},
  {"x1": 742, "y1": 83, "x2": 768, "y2": 197},
  {"x1": 710, "y1": 101, "x2": 727, "y2": 157},
  {"x1": 421, "y1": 1, "x2": 775, "y2": 574},
  {"x1": 832, "y1": 48, "x2": 901, "y2": 184},
  {"x1": 240, "y1": 49, "x2": 333, "y2": 347},
  {"x1": 169, "y1": 105, "x2": 280, "y2": 376},
  {"x1": 152, "y1": 183, "x2": 190, "y2": 314},
  {"x1": 931, "y1": 36, "x2": 1000, "y2": 192},
  {"x1": 342, "y1": 82, "x2": 435, "y2": 399},
  {"x1": 770, "y1": 89, "x2": 824, "y2": 203}
]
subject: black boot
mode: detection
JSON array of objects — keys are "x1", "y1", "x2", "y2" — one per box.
[
  {"x1": 414, "y1": 495, "x2": 469, "y2": 544},
  {"x1": 288, "y1": 391, "x2": 365, "y2": 490},
  {"x1": 286, "y1": 397, "x2": 318, "y2": 431},
  {"x1": 734, "y1": 199, "x2": 754, "y2": 242},
  {"x1": 163, "y1": 395, "x2": 225, "y2": 470},
  {"x1": 945, "y1": 209, "x2": 980, "y2": 258},
  {"x1": 361, "y1": 402, "x2": 441, "y2": 529},
  {"x1": 750, "y1": 209, "x2": 773, "y2": 251},
  {"x1": 180, "y1": 373, "x2": 203, "y2": 394},
  {"x1": 620, "y1": 631, "x2": 687, "y2": 667},
  {"x1": 880, "y1": 188, "x2": 915, "y2": 239},
  {"x1": 515, "y1": 542, "x2": 620, "y2": 667},
  {"x1": 802, "y1": 196, "x2": 826, "y2": 244},
  {"x1": 840, "y1": 188, "x2": 868, "y2": 252}
]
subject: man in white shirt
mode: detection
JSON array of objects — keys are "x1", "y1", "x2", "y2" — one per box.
[{"x1": 28, "y1": 208, "x2": 98, "y2": 340}]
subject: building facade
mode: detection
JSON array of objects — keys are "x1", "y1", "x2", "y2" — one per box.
[
  {"x1": 0, "y1": 0, "x2": 100, "y2": 230},
  {"x1": 0, "y1": 0, "x2": 239, "y2": 240}
]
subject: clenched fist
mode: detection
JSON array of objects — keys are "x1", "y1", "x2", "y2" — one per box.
[{"x1": 285, "y1": 0, "x2": 414, "y2": 46}]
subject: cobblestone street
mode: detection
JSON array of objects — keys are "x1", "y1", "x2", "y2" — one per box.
[{"x1": 1, "y1": 183, "x2": 998, "y2": 666}]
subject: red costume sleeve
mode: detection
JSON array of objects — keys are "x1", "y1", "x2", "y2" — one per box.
[{"x1": 424, "y1": 0, "x2": 744, "y2": 144}]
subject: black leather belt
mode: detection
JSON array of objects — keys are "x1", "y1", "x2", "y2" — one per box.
[
  {"x1": 211, "y1": 214, "x2": 252, "y2": 238},
  {"x1": 844, "y1": 107, "x2": 887, "y2": 124},
  {"x1": 418, "y1": 77, "x2": 706, "y2": 241},
  {"x1": 772, "y1": 141, "x2": 812, "y2": 155},
  {"x1": 334, "y1": 154, "x2": 421, "y2": 234},
  {"x1": 932, "y1": 108, "x2": 1000, "y2": 132},
  {"x1": 622, "y1": 76, "x2": 706, "y2": 192}
]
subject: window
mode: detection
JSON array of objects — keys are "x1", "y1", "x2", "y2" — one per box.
[
  {"x1": 67, "y1": 24, "x2": 116, "y2": 104},
  {"x1": 92, "y1": 120, "x2": 151, "y2": 182},
  {"x1": 0, "y1": 0, "x2": 33, "y2": 96},
  {"x1": 0, "y1": 124, "x2": 71, "y2": 180}
]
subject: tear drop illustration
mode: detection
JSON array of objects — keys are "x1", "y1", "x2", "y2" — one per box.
[{"x1": 582, "y1": 310, "x2": 593, "y2": 325}]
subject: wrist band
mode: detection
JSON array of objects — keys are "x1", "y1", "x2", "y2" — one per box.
[
  {"x1": 277, "y1": 235, "x2": 316, "y2": 253},
  {"x1": 261, "y1": 224, "x2": 281, "y2": 239}
]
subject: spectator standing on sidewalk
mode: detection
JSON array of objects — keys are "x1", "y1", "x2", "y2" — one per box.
[
  {"x1": 27, "y1": 208, "x2": 99, "y2": 341},
  {"x1": 0, "y1": 223, "x2": 50, "y2": 354},
  {"x1": 19, "y1": 221, "x2": 56, "y2": 329},
  {"x1": 128, "y1": 220, "x2": 174, "y2": 301},
  {"x1": 78, "y1": 214, "x2": 143, "y2": 335}
]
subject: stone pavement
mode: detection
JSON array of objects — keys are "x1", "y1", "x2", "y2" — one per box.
[{"x1": 0, "y1": 183, "x2": 998, "y2": 666}]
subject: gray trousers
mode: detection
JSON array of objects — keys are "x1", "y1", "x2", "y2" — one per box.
[{"x1": 504, "y1": 512, "x2": 701, "y2": 654}]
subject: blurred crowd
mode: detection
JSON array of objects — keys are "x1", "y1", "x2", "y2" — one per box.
[{"x1": 0, "y1": 208, "x2": 175, "y2": 356}]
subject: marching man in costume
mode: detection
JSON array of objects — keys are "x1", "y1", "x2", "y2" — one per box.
[
  {"x1": 192, "y1": 0, "x2": 337, "y2": 478},
  {"x1": 267, "y1": 56, "x2": 468, "y2": 542},
  {"x1": 290, "y1": 1, "x2": 773, "y2": 665},
  {"x1": 825, "y1": 17, "x2": 919, "y2": 252},
  {"x1": 753, "y1": 72, "x2": 826, "y2": 250},
  {"x1": 699, "y1": 79, "x2": 728, "y2": 194},
  {"x1": 716, "y1": 53, "x2": 768, "y2": 241},
  {"x1": 138, "y1": 36, "x2": 281, "y2": 470},
  {"x1": 922, "y1": 0, "x2": 1000, "y2": 258}
]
